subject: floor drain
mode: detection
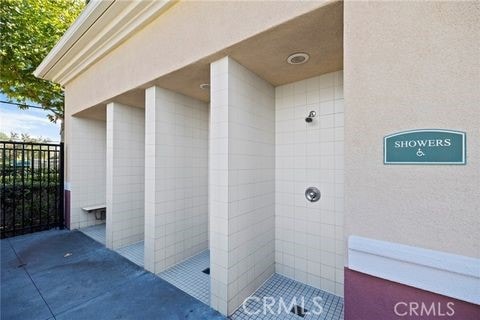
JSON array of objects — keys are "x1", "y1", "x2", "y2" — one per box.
[
  {"x1": 290, "y1": 305, "x2": 308, "y2": 318},
  {"x1": 202, "y1": 268, "x2": 210, "y2": 275}
]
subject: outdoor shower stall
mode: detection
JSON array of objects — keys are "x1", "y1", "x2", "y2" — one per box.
[
  {"x1": 67, "y1": 103, "x2": 146, "y2": 266},
  {"x1": 143, "y1": 87, "x2": 209, "y2": 274},
  {"x1": 35, "y1": 1, "x2": 479, "y2": 318},
  {"x1": 65, "y1": 59, "x2": 344, "y2": 317},
  {"x1": 58, "y1": 2, "x2": 345, "y2": 316},
  {"x1": 141, "y1": 57, "x2": 344, "y2": 316},
  {"x1": 105, "y1": 102, "x2": 145, "y2": 262},
  {"x1": 66, "y1": 116, "x2": 106, "y2": 231},
  {"x1": 208, "y1": 57, "x2": 344, "y2": 314}
]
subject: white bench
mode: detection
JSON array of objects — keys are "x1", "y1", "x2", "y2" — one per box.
[{"x1": 82, "y1": 204, "x2": 106, "y2": 220}]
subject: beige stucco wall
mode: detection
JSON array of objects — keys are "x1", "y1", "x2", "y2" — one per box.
[
  {"x1": 344, "y1": 1, "x2": 480, "y2": 259},
  {"x1": 64, "y1": 0, "x2": 329, "y2": 115},
  {"x1": 62, "y1": 0, "x2": 479, "y2": 261}
]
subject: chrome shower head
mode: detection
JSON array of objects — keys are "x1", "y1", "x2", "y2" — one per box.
[{"x1": 305, "y1": 110, "x2": 316, "y2": 123}]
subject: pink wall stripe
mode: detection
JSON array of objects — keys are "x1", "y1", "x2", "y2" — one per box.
[{"x1": 344, "y1": 268, "x2": 480, "y2": 320}]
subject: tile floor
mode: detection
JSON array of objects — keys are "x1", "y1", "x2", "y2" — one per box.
[
  {"x1": 156, "y1": 250, "x2": 343, "y2": 320},
  {"x1": 79, "y1": 225, "x2": 343, "y2": 319},
  {"x1": 230, "y1": 274, "x2": 344, "y2": 320},
  {"x1": 1, "y1": 230, "x2": 224, "y2": 320},
  {"x1": 79, "y1": 223, "x2": 106, "y2": 245},
  {"x1": 157, "y1": 250, "x2": 210, "y2": 305},
  {"x1": 80, "y1": 224, "x2": 144, "y2": 267},
  {"x1": 117, "y1": 241, "x2": 144, "y2": 267}
]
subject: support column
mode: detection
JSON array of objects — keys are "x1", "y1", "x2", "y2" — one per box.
[
  {"x1": 144, "y1": 86, "x2": 209, "y2": 274},
  {"x1": 106, "y1": 102, "x2": 145, "y2": 250},
  {"x1": 209, "y1": 57, "x2": 276, "y2": 315}
]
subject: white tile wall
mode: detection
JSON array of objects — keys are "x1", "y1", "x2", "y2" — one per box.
[
  {"x1": 144, "y1": 86, "x2": 209, "y2": 274},
  {"x1": 210, "y1": 57, "x2": 275, "y2": 315},
  {"x1": 275, "y1": 71, "x2": 344, "y2": 297},
  {"x1": 106, "y1": 102, "x2": 145, "y2": 250},
  {"x1": 68, "y1": 117, "x2": 106, "y2": 229}
]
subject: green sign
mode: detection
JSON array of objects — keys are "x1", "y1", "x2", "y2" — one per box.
[{"x1": 384, "y1": 129, "x2": 466, "y2": 165}]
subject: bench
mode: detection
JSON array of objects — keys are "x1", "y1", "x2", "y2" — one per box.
[{"x1": 82, "y1": 204, "x2": 106, "y2": 220}]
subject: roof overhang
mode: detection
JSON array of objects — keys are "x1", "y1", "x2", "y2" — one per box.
[{"x1": 34, "y1": 0, "x2": 175, "y2": 85}]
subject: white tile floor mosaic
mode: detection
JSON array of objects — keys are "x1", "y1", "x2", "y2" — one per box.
[
  {"x1": 79, "y1": 223, "x2": 106, "y2": 245},
  {"x1": 79, "y1": 226, "x2": 343, "y2": 319},
  {"x1": 157, "y1": 250, "x2": 210, "y2": 305},
  {"x1": 230, "y1": 274, "x2": 344, "y2": 320},
  {"x1": 80, "y1": 224, "x2": 144, "y2": 267},
  {"x1": 117, "y1": 241, "x2": 144, "y2": 267}
]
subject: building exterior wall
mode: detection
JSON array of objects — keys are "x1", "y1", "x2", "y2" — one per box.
[
  {"x1": 67, "y1": 116, "x2": 106, "y2": 229},
  {"x1": 64, "y1": 0, "x2": 328, "y2": 114},
  {"x1": 52, "y1": 0, "x2": 479, "y2": 317},
  {"x1": 275, "y1": 71, "x2": 344, "y2": 297},
  {"x1": 344, "y1": 1, "x2": 480, "y2": 318},
  {"x1": 144, "y1": 87, "x2": 209, "y2": 274},
  {"x1": 209, "y1": 57, "x2": 275, "y2": 315},
  {"x1": 344, "y1": 0, "x2": 479, "y2": 260},
  {"x1": 106, "y1": 102, "x2": 145, "y2": 249}
]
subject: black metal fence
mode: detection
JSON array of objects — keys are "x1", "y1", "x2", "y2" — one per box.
[{"x1": 0, "y1": 141, "x2": 64, "y2": 238}]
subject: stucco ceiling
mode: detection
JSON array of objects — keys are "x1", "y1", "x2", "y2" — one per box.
[
  {"x1": 146, "y1": 0, "x2": 343, "y2": 103},
  {"x1": 78, "y1": 0, "x2": 343, "y2": 119}
]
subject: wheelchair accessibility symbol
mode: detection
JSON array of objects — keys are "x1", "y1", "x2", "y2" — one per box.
[{"x1": 416, "y1": 148, "x2": 426, "y2": 157}]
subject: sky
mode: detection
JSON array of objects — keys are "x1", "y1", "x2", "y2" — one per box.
[{"x1": 0, "y1": 93, "x2": 61, "y2": 142}]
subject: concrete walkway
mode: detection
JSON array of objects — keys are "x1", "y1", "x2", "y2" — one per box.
[{"x1": 0, "y1": 229, "x2": 225, "y2": 320}]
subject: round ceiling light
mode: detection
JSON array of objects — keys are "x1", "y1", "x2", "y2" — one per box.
[
  {"x1": 199, "y1": 83, "x2": 210, "y2": 90},
  {"x1": 287, "y1": 52, "x2": 310, "y2": 65}
]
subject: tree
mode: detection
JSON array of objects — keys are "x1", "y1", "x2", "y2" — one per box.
[
  {"x1": 0, "y1": 0, "x2": 84, "y2": 123},
  {"x1": 0, "y1": 131, "x2": 50, "y2": 143},
  {"x1": 0, "y1": 132, "x2": 9, "y2": 141}
]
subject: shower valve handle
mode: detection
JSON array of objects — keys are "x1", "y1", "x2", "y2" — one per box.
[{"x1": 305, "y1": 187, "x2": 321, "y2": 202}]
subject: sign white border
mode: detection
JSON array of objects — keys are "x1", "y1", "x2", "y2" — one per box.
[{"x1": 383, "y1": 129, "x2": 466, "y2": 165}]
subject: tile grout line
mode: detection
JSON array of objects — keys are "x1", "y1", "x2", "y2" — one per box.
[
  {"x1": 157, "y1": 250, "x2": 210, "y2": 305},
  {"x1": 80, "y1": 225, "x2": 145, "y2": 267},
  {"x1": 8, "y1": 239, "x2": 57, "y2": 320},
  {"x1": 229, "y1": 273, "x2": 344, "y2": 319}
]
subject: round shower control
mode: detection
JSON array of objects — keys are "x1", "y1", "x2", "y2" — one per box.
[{"x1": 305, "y1": 187, "x2": 321, "y2": 202}]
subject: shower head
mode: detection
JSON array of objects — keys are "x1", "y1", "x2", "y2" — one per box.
[{"x1": 305, "y1": 110, "x2": 316, "y2": 123}]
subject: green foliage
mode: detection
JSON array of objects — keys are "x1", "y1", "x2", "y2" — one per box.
[
  {"x1": 0, "y1": 131, "x2": 50, "y2": 143},
  {"x1": 0, "y1": 0, "x2": 84, "y2": 121},
  {"x1": 1, "y1": 141, "x2": 62, "y2": 237},
  {"x1": 2, "y1": 182, "x2": 61, "y2": 237}
]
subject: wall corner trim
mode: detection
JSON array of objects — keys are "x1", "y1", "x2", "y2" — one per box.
[
  {"x1": 348, "y1": 235, "x2": 480, "y2": 305},
  {"x1": 34, "y1": 0, "x2": 174, "y2": 85}
]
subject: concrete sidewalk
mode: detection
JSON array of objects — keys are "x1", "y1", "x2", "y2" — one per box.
[{"x1": 0, "y1": 230, "x2": 225, "y2": 320}]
